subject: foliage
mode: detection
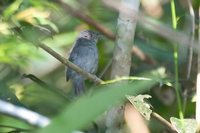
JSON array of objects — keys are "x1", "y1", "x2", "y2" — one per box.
[
  {"x1": 170, "y1": 117, "x2": 198, "y2": 133},
  {"x1": 127, "y1": 94, "x2": 152, "y2": 120},
  {"x1": 39, "y1": 80, "x2": 157, "y2": 133},
  {"x1": 0, "y1": 0, "x2": 199, "y2": 133}
]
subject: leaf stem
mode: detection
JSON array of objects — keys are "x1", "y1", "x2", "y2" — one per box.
[{"x1": 170, "y1": 0, "x2": 184, "y2": 120}]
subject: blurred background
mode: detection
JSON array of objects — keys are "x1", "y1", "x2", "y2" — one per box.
[{"x1": 0, "y1": 0, "x2": 199, "y2": 132}]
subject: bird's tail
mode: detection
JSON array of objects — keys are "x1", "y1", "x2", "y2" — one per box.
[{"x1": 72, "y1": 77, "x2": 85, "y2": 96}]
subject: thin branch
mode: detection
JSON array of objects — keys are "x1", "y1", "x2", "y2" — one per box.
[
  {"x1": 98, "y1": 59, "x2": 112, "y2": 79},
  {"x1": 38, "y1": 43, "x2": 103, "y2": 84},
  {"x1": 183, "y1": 0, "x2": 195, "y2": 114},
  {"x1": 0, "y1": 100, "x2": 50, "y2": 127},
  {"x1": 12, "y1": 25, "x2": 103, "y2": 87},
  {"x1": 186, "y1": 0, "x2": 195, "y2": 80},
  {"x1": 139, "y1": 14, "x2": 187, "y2": 44},
  {"x1": 102, "y1": 0, "x2": 200, "y2": 54},
  {"x1": 151, "y1": 112, "x2": 177, "y2": 133},
  {"x1": 57, "y1": 0, "x2": 115, "y2": 40},
  {"x1": 139, "y1": 14, "x2": 200, "y2": 55},
  {"x1": 56, "y1": 0, "x2": 155, "y2": 65}
]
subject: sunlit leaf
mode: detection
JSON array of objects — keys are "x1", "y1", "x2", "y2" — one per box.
[
  {"x1": 170, "y1": 117, "x2": 198, "y2": 133},
  {"x1": 126, "y1": 94, "x2": 152, "y2": 120}
]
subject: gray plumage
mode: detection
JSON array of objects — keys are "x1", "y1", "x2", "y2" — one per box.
[{"x1": 66, "y1": 30, "x2": 99, "y2": 96}]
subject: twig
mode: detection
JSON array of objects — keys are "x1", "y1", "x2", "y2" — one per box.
[
  {"x1": 102, "y1": 0, "x2": 200, "y2": 54},
  {"x1": 186, "y1": 0, "x2": 195, "y2": 80},
  {"x1": 170, "y1": 0, "x2": 184, "y2": 120},
  {"x1": 38, "y1": 43, "x2": 103, "y2": 84},
  {"x1": 0, "y1": 100, "x2": 50, "y2": 127},
  {"x1": 56, "y1": 0, "x2": 155, "y2": 65},
  {"x1": 98, "y1": 59, "x2": 112, "y2": 79},
  {"x1": 12, "y1": 24, "x2": 103, "y2": 86},
  {"x1": 183, "y1": 0, "x2": 195, "y2": 115},
  {"x1": 151, "y1": 112, "x2": 177, "y2": 133},
  {"x1": 57, "y1": 0, "x2": 115, "y2": 40}
]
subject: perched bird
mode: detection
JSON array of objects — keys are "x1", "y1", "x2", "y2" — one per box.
[{"x1": 66, "y1": 30, "x2": 100, "y2": 96}]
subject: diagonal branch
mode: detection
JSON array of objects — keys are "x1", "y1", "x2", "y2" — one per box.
[
  {"x1": 102, "y1": 0, "x2": 200, "y2": 54},
  {"x1": 12, "y1": 25, "x2": 103, "y2": 86},
  {"x1": 38, "y1": 43, "x2": 103, "y2": 84},
  {"x1": 151, "y1": 112, "x2": 177, "y2": 133},
  {"x1": 0, "y1": 100, "x2": 50, "y2": 127},
  {"x1": 56, "y1": 0, "x2": 155, "y2": 65},
  {"x1": 57, "y1": 0, "x2": 115, "y2": 40}
]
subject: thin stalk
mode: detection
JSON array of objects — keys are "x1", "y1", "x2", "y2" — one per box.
[
  {"x1": 170, "y1": 0, "x2": 184, "y2": 120},
  {"x1": 196, "y1": 7, "x2": 200, "y2": 123}
]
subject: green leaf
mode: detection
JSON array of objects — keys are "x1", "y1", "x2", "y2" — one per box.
[
  {"x1": 0, "y1": 35, "x2": 41, "y2": 67},
  {"x1": 0, "y1": 81, "x2": 24, "y2": 106},
  {"x1": 0, "y1": 116, "x2": 32, "y2": 133},
  {"x1": 170, "y1": 117, "x2": 198, "y2": 133},
  {"x1": 3, "y1": 0, "x2": 23, "y2": 19},
  {"x1": 38, "y1": 80, "x2": 157, "y2": 133},
  {"x1": 126, "y1": 94, "x2": 152, "y2": 120}
]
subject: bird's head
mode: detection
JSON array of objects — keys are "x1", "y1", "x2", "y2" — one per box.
[{"x1": 78, "y1": 30, "x2": 101, "y2": 42}]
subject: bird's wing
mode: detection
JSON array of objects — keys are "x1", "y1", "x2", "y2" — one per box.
[
  {"x1": 66, "y1": 42, "x2": 82, "y2": 81},
  {"x1": 66, "y1": 39, "x2": 98, "y2": 81}
]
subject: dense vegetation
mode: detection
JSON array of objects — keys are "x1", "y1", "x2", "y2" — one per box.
[{"x1": 0, "y1": 0, "x2": 200, "y2": 133}]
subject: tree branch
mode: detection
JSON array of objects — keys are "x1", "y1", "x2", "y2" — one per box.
[
  {"x1": 102, "y1": 0, "x2": 200, "y2": 54},
  {"x1": 110, "y1": 0, "x2": 139, "y2": 77},
  {"x1": 12, "y1": 24, "x2": 103, "y2": 89},
  {"x1": 56, "y1": 0, "x2": 155, "y2": 65},
  {"x1": 151, "y1": 112, "x2": 177, "y2": 133},
  {"x1": 38, "y1": 43, "x2": 103, "y2": 84},
  {"x1": 57, "y1": 0, "x2": 115, "y2": 40},
  {"x1": 0, "y1": 100, "x2": 50, "y2": 127}
]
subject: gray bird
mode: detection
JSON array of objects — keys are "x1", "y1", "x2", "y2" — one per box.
[{"x1": 66, "y1": 30, "x2": 100, "y2": 96}]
